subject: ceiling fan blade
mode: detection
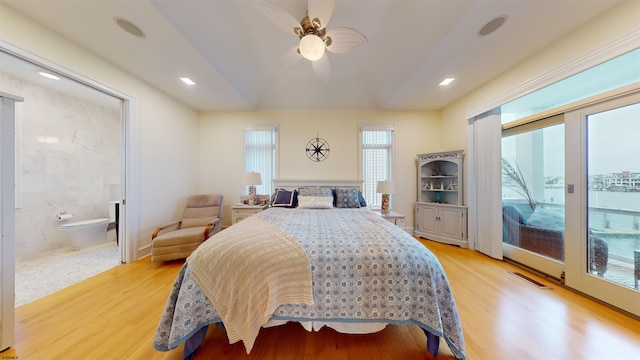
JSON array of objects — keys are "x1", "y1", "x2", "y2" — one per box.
[
  {"x1": 312, "y1": 54, "x2": 331, "y2": 81},
  {"x1": 252, "y1": 0, "x2": 301, "y2": 36},
  {"x1": 281, "y1": 46, "x2": 302, "y2": 68},
  {"x1": 325, "y1": 27, "x2": 368, "y2": 54},
  {"x1": 308, "y1": 0, "x2": 335, "y2": 30}
]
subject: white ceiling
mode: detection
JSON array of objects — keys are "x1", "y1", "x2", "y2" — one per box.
[{"x1": 1, "y1": 0, "x2": 623, "y2": 112}]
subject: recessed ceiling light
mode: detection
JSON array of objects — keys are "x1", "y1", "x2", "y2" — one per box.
[
  {"x1": 38, "y1": 71, "x2": 60, "y2": 80},
  {"x1": 114, "y1": 17, "x2": 146, "y2": 38},
  {"x1": 439, "y1": 78, "x2": 455, "y2": 86},
  {"x1": 180, "y1": 77, "x2": 196, "y2": 86},
  {"x1": 478, "y1": 15, "x2": 507, "y2": 37}
]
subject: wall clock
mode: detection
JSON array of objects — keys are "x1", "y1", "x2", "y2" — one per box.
[{"x1": 306, "y1": 136, "x2": 330, "y2": 162}]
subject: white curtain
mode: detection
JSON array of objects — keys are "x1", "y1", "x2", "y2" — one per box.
[{"x1": 468, "y1": 110, "x2": 503, "y2": 259}]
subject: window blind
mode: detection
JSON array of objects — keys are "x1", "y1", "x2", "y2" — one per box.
[
  {"x1": 360, "y1": 124, "x2": 394, "y2": 208},
  {"x1": 244, "y1": 124, "x2": 278, "y2": 196}
]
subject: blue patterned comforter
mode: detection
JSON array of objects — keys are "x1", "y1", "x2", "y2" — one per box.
[{"x1": 153, "y1": 208, "x2": 466, "y2": 359}]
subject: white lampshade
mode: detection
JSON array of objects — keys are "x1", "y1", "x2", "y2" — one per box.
[
  {"x1": 243, "y1": 172, "x2": 262, "y2": 186},
  {"x1": 376, "y1": 180, "x2": 395, "y2": 194},
  {"x1": 299, "y1": 34, "x2": 325, "y2": 61}
]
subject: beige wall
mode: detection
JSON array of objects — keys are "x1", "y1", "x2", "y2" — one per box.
[
  {"x1": 2, "y1": 0, "x2": 638, "y2": 257},
  {"x1": 440, "y1": 0, "x2": 640, "y2": 206},
  {"x1": 442, "y1": 0, "x2": 640, "y2": 142},
  {"x1": 198, "y1": 110, "x2": 442, "y2": 227},
  {"x1": 0, "y1": 4, "x2": 201, "y2": 256}
]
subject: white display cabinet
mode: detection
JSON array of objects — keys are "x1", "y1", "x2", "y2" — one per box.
[{"x1": 414, "y1": 150, "x2": 468, "y2": 247}]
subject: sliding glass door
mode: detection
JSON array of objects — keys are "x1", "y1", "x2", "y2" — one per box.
[
  {"x1": 565, "y1": 92, "x2": 640, "y2": 316},
  {"x1": 492, "y1": 48, "x2": 640, "y2": 316},
  {"x1": 502, "y1": 120, "x2": 565, "y2": 278}
]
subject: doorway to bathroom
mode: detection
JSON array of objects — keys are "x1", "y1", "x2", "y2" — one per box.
[{"x1": 0, "y1": 49, "x2": 127, "y2": 306}]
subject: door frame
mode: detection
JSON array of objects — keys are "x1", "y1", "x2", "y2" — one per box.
[
  {"x1": 1, "y1": 92, "x2": 22, "y2": 350},
  {"x1": 564, "y1": 87, "x2": 640, "y2": 316},
  {"x1": 0, "y1": 40, "x2": 140, "y2": 263}
]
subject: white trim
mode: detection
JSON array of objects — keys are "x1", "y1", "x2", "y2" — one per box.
[
  {"x1": 564, "y1": 90, "x2": 640, "y2": 316},
  {"x1": 0, "y1": 40, "x2": 139, "y2": 263},
  {"x1": 466, "y1": 29, "x2": 640, "y2": 119},
  {"x1": 14, "y1": 102, "x2": 22, "y2": 209},
  {"x1": 243, "y1": 123, "x2": 278, "y2": 132},
  {"x1": 1, "y1": 94, "x2": 22, "y2": 351},
  {"x1": 359, "y1": 123, "x2": 395, "y2": 131},
  {"x1": 273, "y1": 179, "x2": 364, "y2": 191}
]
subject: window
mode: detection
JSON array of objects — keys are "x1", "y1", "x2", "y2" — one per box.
[
  {"x1": 502, "y1": 119, "x2": 566, "y2": 263},
  {"x1": 360, "y1": 124, "x2": 394, "y2": 208},
  {"x1": 243, "y1": 124, "x2": 278, "y2": 196}
]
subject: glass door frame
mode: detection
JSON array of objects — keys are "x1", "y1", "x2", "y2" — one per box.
[
  {"x1": 501, "y1": 120, "x2": 566, "y2": 280},
  {"x1": 565, "y1": 88, "x2": 640, "y2": 316}
]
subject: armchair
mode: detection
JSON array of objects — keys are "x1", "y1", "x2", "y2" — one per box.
[{"x1": 151, "y1": 194, "x2": 224, "y2": 262}]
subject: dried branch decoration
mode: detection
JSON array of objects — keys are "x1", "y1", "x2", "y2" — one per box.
[{"x1": 502, "y1": 158, "x2": 536, "y2": 210}]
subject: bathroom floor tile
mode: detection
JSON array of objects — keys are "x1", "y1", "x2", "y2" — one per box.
[{"x1": 15, "y1": 241, "x2": 120, "y2": 307}]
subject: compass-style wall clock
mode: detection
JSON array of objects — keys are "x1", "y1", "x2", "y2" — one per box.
[{"x1": 305, "y1": 136, "x2": 330, "y2": 162}]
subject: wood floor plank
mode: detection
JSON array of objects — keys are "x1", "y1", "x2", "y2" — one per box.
[{"x1": 3, "y1": 238, "x2": 639, "y2": 359}]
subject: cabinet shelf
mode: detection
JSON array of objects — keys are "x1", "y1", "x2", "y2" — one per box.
[{"x1": 417, "y1": 150, "x2": 463, "y2": 205}]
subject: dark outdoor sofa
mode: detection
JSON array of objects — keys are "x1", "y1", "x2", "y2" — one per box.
[{"x1": 502, "y1": 204, "x2": 608, "y2": 276}]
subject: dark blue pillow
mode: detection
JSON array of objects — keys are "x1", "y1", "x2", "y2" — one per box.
[
  {"x1": 358, "y1": 191, "x2": 367, "y2": 207},
  {"x1": 335, "y1": 188, "x2": 361, "y2": 208},
  {"x1": 272, "y1": 189, "x2": 297, "y2": 207}
]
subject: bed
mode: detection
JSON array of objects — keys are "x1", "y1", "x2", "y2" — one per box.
[{"x1": 153, "y1": 180, "x2": 466, "y2": 359}]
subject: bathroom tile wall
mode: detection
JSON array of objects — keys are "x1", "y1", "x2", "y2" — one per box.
[{"x1": 1, "y1": 73, "x2": 121, "y2": 259}]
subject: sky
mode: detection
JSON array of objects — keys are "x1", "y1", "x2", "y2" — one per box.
[
  {"x1": 503, "y1": 102, "x2": 639, "y2": 177},
  {"x1": 586, "y1": 103, "x2": 640, "y2": 175},
  {"x1": 502, "y1": 48, "x2": 640, "y2": 177}
]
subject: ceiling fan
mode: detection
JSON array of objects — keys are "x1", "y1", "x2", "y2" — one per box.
[{"x1": 253, "y1": 0, "x2": 368, "y2": 81}]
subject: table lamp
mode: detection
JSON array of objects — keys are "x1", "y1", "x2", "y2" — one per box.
[
  {"x1": 377, "y1": 180, "x2": 395, "y2": 215},
  {"x1": 243, "y1": 172, "x2": 262, "y2": 205}
]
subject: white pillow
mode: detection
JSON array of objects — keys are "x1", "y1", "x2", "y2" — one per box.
[{"x1": 297, "y1": 195, "x2": 334, "y2": 209}]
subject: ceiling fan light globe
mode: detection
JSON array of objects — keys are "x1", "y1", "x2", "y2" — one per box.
[{"x1": 299, "y1": 35, "x2": 325, "y2": 61}]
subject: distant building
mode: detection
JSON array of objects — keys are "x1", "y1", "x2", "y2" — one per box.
[{"x1": 602, "y1": 171, "x2": 640, "y2": 190}]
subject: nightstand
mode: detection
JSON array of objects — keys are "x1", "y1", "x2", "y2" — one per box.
[
  {"x1": 231, "y1": 204, "x2": 269, "y2": 224},
  {"x1": 375, "y1": 210, "x2": 406, "y2": 228}
]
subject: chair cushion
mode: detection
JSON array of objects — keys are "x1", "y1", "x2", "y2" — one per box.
[
  {"x1": 151, "y1": 243, "x2": 201, "y2": 262},
  {"x1": 187, "y1": 194, "x2": 222, "y2": 207},
  {"x1": 181, "y1": 217, "x2": 217, "y2": 229},
  {"x1": 502, "y1": 205, "x2": 527, "y2": 225},
  {"x1": 153, "y1": 227, "x2": 207, "y2": 247},
  {"x1": 181, "y1": 194, "x2": 222, "y2": 229},
  {"x1": 527, "y1": 207, "x2": 565, "y2": 231}
]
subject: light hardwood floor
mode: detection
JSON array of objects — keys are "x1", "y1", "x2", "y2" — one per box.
[{"x1": 3, "y1": 238, "x2": 639, "y2": 359}]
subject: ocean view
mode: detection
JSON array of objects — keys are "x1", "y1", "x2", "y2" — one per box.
[{"x1": 542, "y1": 188, "x2": 639, "y2": 259}]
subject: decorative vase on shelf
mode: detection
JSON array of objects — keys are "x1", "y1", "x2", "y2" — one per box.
[{"x1": 435, "y1": 192, "x2": 441, "y2": 202}]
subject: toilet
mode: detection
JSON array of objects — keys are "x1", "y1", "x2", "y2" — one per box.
[{"x1": 59, "y1": 203, "x2": 117, "y2": 249}]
